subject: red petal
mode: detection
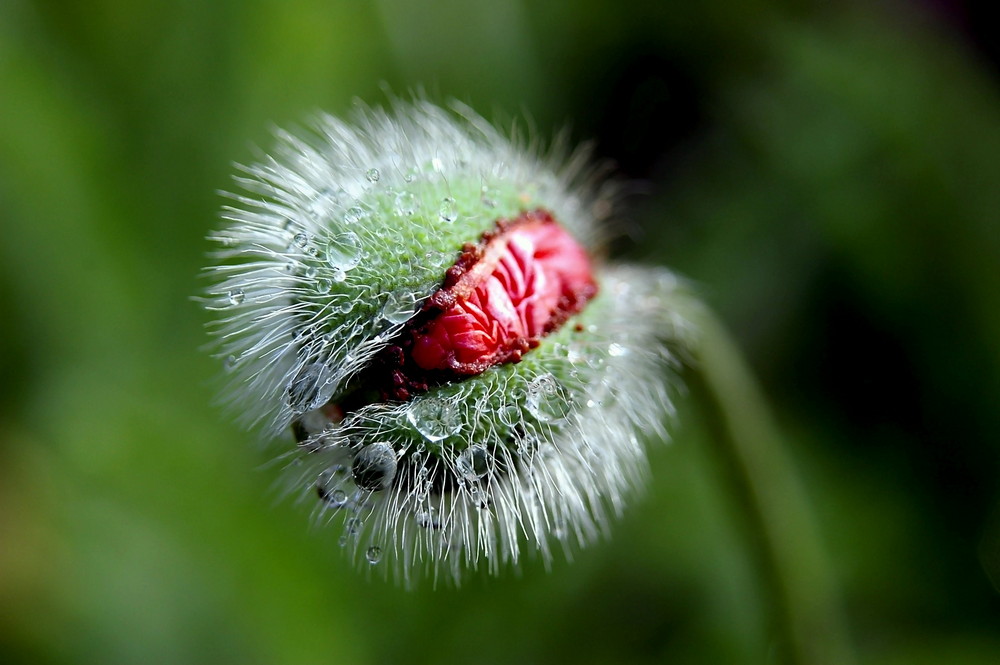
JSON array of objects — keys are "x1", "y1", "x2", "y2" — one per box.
[{"x1": 411, "y1": 210, "x2": 596, "y2": 374}]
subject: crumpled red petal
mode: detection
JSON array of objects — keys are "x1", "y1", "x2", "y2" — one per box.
[{"x1": 411, "y1": 209, "x2": 597, "y2": 374}]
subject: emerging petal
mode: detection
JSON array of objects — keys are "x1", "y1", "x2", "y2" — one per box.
[{"x1": 409, "y1": 209, "x2": 597, "y2": 376}]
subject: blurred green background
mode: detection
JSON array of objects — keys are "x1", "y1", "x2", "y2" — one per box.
[{"x1": 2, "y1": 0, "x2": 999, "y2": 663}]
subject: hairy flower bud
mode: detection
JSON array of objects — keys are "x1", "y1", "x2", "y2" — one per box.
[{"x1": 203, "y1": 100, "x2": 696, "y2": 584}]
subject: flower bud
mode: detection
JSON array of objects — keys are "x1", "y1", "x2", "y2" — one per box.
[{"x1": 204, "y1": 100, "x2": 695, "y2": 584}]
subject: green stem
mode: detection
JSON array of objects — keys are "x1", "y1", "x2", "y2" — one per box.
[{"x1": 688, "y1": 306, "x2": 855, "y2": 665}]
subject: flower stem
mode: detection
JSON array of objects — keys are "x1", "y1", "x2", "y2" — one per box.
[{"x1": 687, "y1": 306, "x2": 856, "y2": 665}]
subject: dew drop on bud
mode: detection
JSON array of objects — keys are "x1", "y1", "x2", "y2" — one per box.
[
  {"x1": 381, "y1": 290, "x2": 415, "y2": 324},
  {"x1": 406, "y1": 397, "x2": 461, "y2": 442},
  {"x1": 456, "y1": 444, "x2": 490, "y2": 481},
  {"x1": 227, "y1": 288, "x2": 245, "y2": 306},
  {"x1": 365, "y1": 545, "x2": 382, "y2": 565},
  {"x1": 438, "y1": 197, "x2": 458, "y2": 223},
  {"x1": 394, "y1": 191, "x2": 418, "y2": 216},
  {"x1": 499, "y1": 403, "x2": 520, "y2": 427},
  {"x1": 608, "y1": 342, "x2": 628, "y2": 357},
  {"x1": 316, "y1": 467, "x2": 349, "y2": 507},
  {"x1": 525, "y1": 374, "x2": 570, "y2": 423},
  {"x1": 352, "y1": 442, "x2": 397, "y2": 491},
  {"x1": 415, "y1": 507, "x2": 440, "y2": 529},
  {"x1": 566, "y1": 341, "x2": 587, "y2": 365},
  {"x1": 326, "y1": 232, "x2": 361, "y2": 271},
  {"x1": 480, "y1": 186, "x2": 498, "y2": 208},
  {"x1": 316, "y1": 278, "x2": 332, "y2": 294},
  {"x1": 286, "y1": 362, "x2": 335, "y2": 412},
  {"x1": 365, "y1": 168, "x2": 380, "y2": 183},
  {"x1": 344, "y1": 206, "x2": 365, "y2": 224},
  {"x1": 317, "y1": 482, "x2": 348, "y2": 508},
  {"x1": 293, "y1": 232, "x2": 308, "y2": 248},
  {"x1": 516, "y1": 432, "x2": 538, "y2": 458}
]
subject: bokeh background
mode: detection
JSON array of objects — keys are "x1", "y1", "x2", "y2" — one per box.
[{"x1": 2, "y1": 0, "x2": 999, "y2": 663}]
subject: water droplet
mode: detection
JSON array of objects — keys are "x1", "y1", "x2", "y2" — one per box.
[
  {"x1": 608, "y1": 342, "x2": 628, "y2": 357},
  {"x1": 304, "y1": 265, "x2": 318, "y2": 279},
  {"x1": 286, "y1": 362, "x2": 335, "y2": 412},
  {"x1": 224, "y1": 355, "x2": 238, "y2": 370},
  {"x1": 316, "y1": 278, "x2": 332, "y2": 294},
  {"x1": 438, "y1": 197, "x2": 458, "y2": 223},
  {"x1": 338, "y1": 535, "x2": 349, "y2": 547},
  {"x1": 394, "y1": 191, "x2": 418, "y2": 216},
  {"x1": 227, "y1": 289, "x2": 245, "y2": 306},
  {"x1": 365, "y1": 168, "x2": 380, "y2": 183},
  {"x1": 293, "y1": 232, "x2": 308, "y2": 248},
  {"x1": 566, "y1": 342, "x2": 587, "y2": 365},
  {"x1": 317, "y1": 467, "x2": 347, "y2": 505},
  {"x1": 345, "y1": 517, "x2": 363, "y2": 534},
  {"x1": 306, "y1": 245, "x2": 320, "y2": 257},
  {"x1": 456, "y1": 444, "x2": 490, "y2": 480},
  {"x1": 381, "y1": 291, "x2": 415, "y2": 324},
  {"x1": 344, "y1": 206, "x2": 365, "y2": 224},
  {"x1": 499, "y1": 404, "x2": 520, "y2": 426},
  {"x1": 331, "y1": 268, "x2": 347, "y2": 283},
  {"x1": 468, "y1": 486, "x2": 487, "y2": 509},
  {"x1": 352, "y1": 442, "x2": 397, "y2": 491},
  {"x1": 326, "y1": 232, "x2": 361, "y2": 271},
  {"x1": 318, "y1": 480, "x2": 349, "y2": 508},
  {"x1": 481, "y1": 186, "x2": 499, "y2": 208},
  {"x1": 516, "y1": 433, "x2": 538, "y2": 458},
  {"x1": 525, "y1": 374, "x2": 570, "y2": 423},
  {"x1": 406, "y1": 397, "x2": 461, "y2": 442},
  {"x1": 366, "y1": 546, "x2": 382, "y2": 564},
  {"x1": 414, "y1": 477, "x2": 431, "y2": 501},
  {"x1": 415, "y1": 508, "x2": 440, "y2": 529}
]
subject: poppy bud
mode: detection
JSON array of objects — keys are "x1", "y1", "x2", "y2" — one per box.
[{"x1": 204, "y1": 100, "x2": 695, "y2": 584}]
